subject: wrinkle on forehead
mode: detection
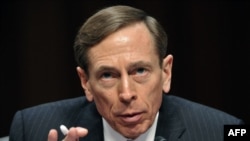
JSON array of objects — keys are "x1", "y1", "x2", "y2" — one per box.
[{"x1": 87, "y1": 23, "x2": 157, "y2": 70}]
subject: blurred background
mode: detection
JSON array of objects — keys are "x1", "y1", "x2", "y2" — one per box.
[{"x1": 1, "y1": 0, "x2": 249, "y2": 137}]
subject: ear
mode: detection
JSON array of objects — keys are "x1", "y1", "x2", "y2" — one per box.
[
  {"x1": 76, "y1": 66, "x2": 94, "y2": 102},
  {"x1": 162, "y1": 55, "x2": 173, "y2": 93}
]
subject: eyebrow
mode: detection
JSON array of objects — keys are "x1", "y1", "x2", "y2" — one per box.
[
  {"x1": 96, "y1": 61, "x2": 152, "y2": 73},
  {"x1": 127, "y1": 61, "x2": 152, "y2": 70},
  {"x1": 97, "y1": 66, "x2": 118, "y2": 72}
]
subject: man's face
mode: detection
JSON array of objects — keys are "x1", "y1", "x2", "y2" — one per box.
[{"x1": 77, "y1": 22, "x2": 173, "y2": 139}]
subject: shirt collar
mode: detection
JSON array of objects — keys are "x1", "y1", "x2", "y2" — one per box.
[{"x1": 103, "y1": 112, "x2": 159, "y2": 141}]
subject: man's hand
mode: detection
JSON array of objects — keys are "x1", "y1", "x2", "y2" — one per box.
[{"x1": 48, "y1": 127, "x2": 88, "y2": 141}]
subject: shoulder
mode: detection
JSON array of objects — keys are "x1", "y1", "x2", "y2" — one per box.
[
  {"x1": 11, "y1": 96, "x2": 95, "y2": 123},
  {"x1": 160, "y1": 95, "x2": 243, "y2": 140},
  {"x1": 9, "y1": 96, "x2": 98, "y2": 141},
  {"x1": 162, "y1": 95, "x2": 243, "y2": 124},
  {"x1": 19, "y1": 96, "x2": 91, "y2": 114}
]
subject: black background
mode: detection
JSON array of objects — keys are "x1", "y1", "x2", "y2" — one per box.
[{"x1": 1, "y1": 0, "x2": 249, "y2": 137}]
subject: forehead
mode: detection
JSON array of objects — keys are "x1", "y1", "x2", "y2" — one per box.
[{"x1": 87, "y1": 23, "x2": 158, "y2": 68}]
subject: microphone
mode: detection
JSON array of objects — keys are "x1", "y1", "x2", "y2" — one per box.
[{"x1": 154, "y1": 136, "x2": 167, "y2": 141}]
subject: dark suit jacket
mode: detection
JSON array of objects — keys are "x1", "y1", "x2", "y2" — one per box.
[{"x1": 9, "y1": 95, "x2": 243, "y2": 141}]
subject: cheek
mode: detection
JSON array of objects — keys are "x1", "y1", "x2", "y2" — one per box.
[
  {"x1": 93, "y1": 94, "x2": 114, "y2": 119},
  {"x1": 148, "y1": 89, "x2": 162, "y2": 112},
  {"x1": 89, "y1": 84, "x2": 116, "y2": 116},
  {"x1": 143, "y1": 74, "x2": 163, "y2": 109}
]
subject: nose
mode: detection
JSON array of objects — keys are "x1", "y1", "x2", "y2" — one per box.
[{"x1": 118, "y1": 74, "x2": 137, "y2": 103}]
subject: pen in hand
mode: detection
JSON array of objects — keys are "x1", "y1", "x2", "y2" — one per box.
[
  {"x1": 60, "y1": 124, "x2": 69, "y2": 136},
  {"x1": 59, "y1": 124, "x2": 88, "y2": 140}
]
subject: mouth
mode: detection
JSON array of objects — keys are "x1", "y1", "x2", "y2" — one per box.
[{"x1": 118, "y1": 112, "x2": 143, "y2": 125}]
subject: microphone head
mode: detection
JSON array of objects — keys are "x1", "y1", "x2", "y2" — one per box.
[{"x1": 154, "y1": 136, "x2": 167, "y2": 141}]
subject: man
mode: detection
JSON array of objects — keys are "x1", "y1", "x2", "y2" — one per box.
[{"x1": 9, "y1": 5, "x2": 243, "y2": 141}]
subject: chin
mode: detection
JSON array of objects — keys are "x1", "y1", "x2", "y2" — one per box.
[{"x1": 120, "y1": 124, "x2": 149, "y2": 139}]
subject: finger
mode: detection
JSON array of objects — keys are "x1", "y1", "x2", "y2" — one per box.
[
  {"x1": 76, "y1": 127, "x2": 88, "y2": 137},
  {"x1": 47, "y1": 129, "x2": 58, "y2": 141},
  {"x1": 64, "y1": 128, "x2": 78, "y2": 141},
  {"x1": 64, "y1": 127, "x2": 88, "y2": 141}
]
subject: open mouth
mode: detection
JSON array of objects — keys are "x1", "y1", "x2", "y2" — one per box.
[{"x1": 119, "y1": 112, "x2": 142, "y2": 124}]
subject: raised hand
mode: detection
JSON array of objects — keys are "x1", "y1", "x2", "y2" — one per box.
[{"x1": 47, "y1": 126, "x2": 88, "y2": 141}]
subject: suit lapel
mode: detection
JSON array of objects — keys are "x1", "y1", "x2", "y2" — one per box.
[
  {"x1": 155, "y1": 95, "x2": 186, "y2": 141},
  {"x1": 75, "y1": 102, "x2": 104, "y2": 141}
]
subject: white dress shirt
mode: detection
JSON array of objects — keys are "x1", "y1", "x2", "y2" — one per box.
[{"x1": 103, "y1": 112, "x2": 159, "y2": 141}]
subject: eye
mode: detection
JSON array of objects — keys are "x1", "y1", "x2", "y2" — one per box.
[
  {"x1": 131, "y1": 67, "x2": 150, "y2": 83},
  {"x1": 132, "y1": 67, "x2": 149, "y2": 77},
  {"x1": 101, "y1": 72, "x2": 113, "y2": 79},
  {"x1": 136, "y1": 68, "x2": 146, "y2": 75}
]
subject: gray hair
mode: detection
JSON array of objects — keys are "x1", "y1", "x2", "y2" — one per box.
[{"x1": 74, "y1": 5, "x2": 168, "y2": 75}]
